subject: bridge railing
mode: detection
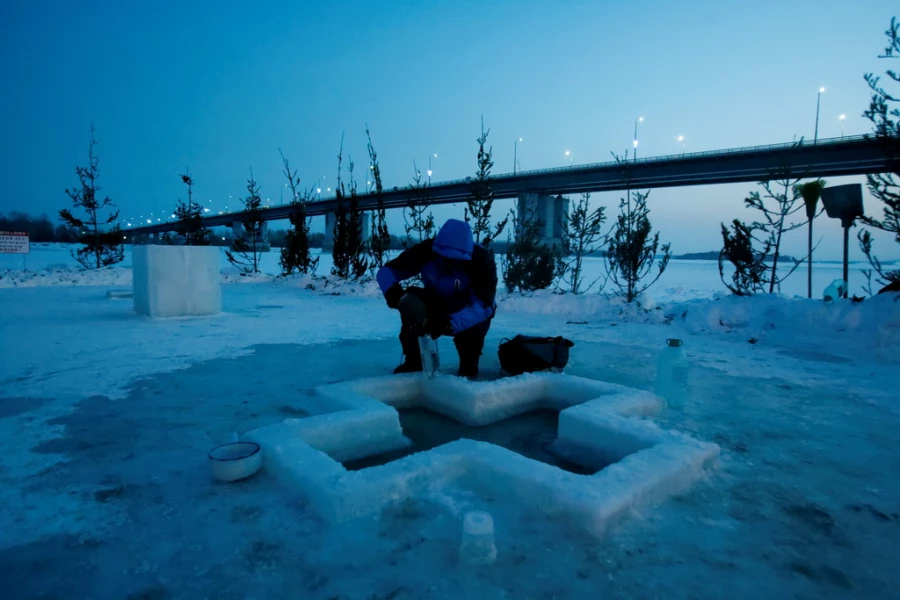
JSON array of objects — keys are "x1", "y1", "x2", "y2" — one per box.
[
  {"x1": 476, "y1": 134, "x2": 873, "y2": 183},
  {"x1": 274, "y1": 134, "x2": 874, "y2": 201}
]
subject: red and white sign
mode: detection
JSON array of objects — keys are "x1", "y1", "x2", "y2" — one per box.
[{"x1": 0, "y1": 231, "x2": 30, "y2": 254}]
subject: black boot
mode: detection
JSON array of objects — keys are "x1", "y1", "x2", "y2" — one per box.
[
  {"x1": 457, "y1": 361, "x2": 479, "y2": 379},
  {"x1": 454, "y1": 319, "x2": 490, "y2": 380},
  {"x1": 394, "y1": 326, "x2": 423, "y2": 374},
  {"x1": 455, "y1": 338, "x2": 482, "y2": 379}
]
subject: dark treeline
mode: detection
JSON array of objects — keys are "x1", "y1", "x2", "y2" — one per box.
[{"x1": 0, "y1": 212, "x2": 80, "y2": 242}]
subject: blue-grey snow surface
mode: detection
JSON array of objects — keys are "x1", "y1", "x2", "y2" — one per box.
[{"x1": 1, "y1": 272, "x2": 899, "y2": 599}]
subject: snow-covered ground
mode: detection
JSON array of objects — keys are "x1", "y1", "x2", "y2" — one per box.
[
  {"x1": 1, "y1": 247, "x2": 899, "y2": 599},
  {"x1": 3, "y1": 243, "x2": 896, "y2": 299}
]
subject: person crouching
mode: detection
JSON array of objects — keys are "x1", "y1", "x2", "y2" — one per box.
[{"x1": 376, "y1": 218, "x2": 497, "y2": 378}]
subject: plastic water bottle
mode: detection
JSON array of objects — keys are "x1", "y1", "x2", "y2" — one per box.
[
  {"x1": 655, "y1": 338, "x2": 689, "y2": 408},
  {"x1": 459, "y1": 511, "x2": 497, "y2": 565},
  {"x1": 418, "y1": 335, "x2": 440, "y2": 379},
  {"x1": 823, "y1": 279, "x2": 847, "y2": 304}
]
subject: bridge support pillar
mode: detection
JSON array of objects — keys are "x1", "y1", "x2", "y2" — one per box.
[
  {"x1": 231, "y1": 221, "x2": 270, "y2": 252},
  {"x1": 516, "y1": 192, "x2": 568, "y2": 245},
  {"x1": 323, "y1": 210, "x2": 371, "y2": 252}
]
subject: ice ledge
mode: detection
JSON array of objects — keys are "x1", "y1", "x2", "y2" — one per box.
[{"x1": 246, "y1": 373, "x2": 719, "y2": 538}]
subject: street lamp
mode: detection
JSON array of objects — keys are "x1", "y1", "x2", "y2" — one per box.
[
  {"x1": 633, "y1": 117, "x2": 644, "y2": 161},
  {"x1": 839, "y1": 114, "x2": 846, "y2": 139},
  {"x1": 428, "y1": 153, "x2": 437, "y2": 183},
  {"x1": 514, "y1": 138, "x2": 523, "y2": 174},
  {"x1": 281, "y1": 183, "x2": 289, "y2": 206},
  {"x1": 677, "y1": 135, "x2": 685, "y2": 155},
  {"x1": 814, "y1": 86, "x2": 826, "y2": 143},
  {"x1": 565, "y1": 149, "x2": 572, "y2": 164}
]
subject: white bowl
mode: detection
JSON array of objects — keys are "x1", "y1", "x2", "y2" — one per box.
[{"x1": 208, "y1": 441, "x2": 262, "y2": 482}]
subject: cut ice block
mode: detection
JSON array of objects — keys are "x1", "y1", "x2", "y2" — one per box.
[
  {"x1": 132, "y1": 245, "x2": 221, "y2": 318},
  {"x1": 459, "y1": 510, "x2": 497, "y2": 565}
]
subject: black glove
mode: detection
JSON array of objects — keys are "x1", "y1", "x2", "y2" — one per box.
[
  {"x1": 384, "y1": 283, "x2": 404, "y2": 309},
  {"x1": 425, "y1": 315, "x2": 454, "y2": 338}
]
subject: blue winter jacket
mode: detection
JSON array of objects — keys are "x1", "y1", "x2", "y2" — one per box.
[{"x1": 376, "y1": 219, "x2": 497, "y2": 333}]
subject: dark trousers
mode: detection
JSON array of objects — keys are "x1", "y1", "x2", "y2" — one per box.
[{"x1": 397, "y1": 287, "x2": 492, "y2": 372}]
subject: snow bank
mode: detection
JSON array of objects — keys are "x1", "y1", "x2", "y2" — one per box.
[
  {"x1": 678, "y1": 292, "x2": 900, "y2": 355},
  {"x1": 499, "y1": 289, "x2": 672, "y2": 324},
  {"x1": 0, "y1": 265, "x2": 132, "y2": 288}
]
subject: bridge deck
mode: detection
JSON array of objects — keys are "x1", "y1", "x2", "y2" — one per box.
[{"x1": 129, "y1": 135, "x2": 895, "y2": 235}]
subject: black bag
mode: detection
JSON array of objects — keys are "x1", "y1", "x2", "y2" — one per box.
[{"x1": 498, "y1": 335, "x2": 575, "y2": 376}]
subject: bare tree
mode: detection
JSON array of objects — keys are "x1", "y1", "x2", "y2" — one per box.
[
  {"x1": 745, "y1": 175, "x2": 806, "y2": 293},
  {"x1": 560, "y1": 193, "x2": 607, "y2": 294},
  {"x1": 60, "y1": 125, "x2": 124, "y2": 268},
  {"x1": 858, "y1": 17, "x2": 900, "y2": 288}
]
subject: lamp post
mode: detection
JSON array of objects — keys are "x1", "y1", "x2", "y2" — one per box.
[
  {"x1": 428, "y1": 153, "x2": 437, "y2": 184},
  {"x1": 677, "y1": 135, "x2": 685, "y2": 155},
  {"x1": 514, "y1": 138, "x2": 523, "y2": 174},
  {"x1": 839, "y1": 114, "x2": 846, "y2": 139},
  {"x1": 633, "y1": 117, "x2": 643, "y2": 161},
  {"x1": 814, "y1": 86, "x2": 826, "y2": 143},
  {"x1": 564, "y1": 149, "x2": 572, "y2": 164}
]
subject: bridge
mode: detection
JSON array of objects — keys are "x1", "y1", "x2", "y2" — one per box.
[{"x1": 128, "y1": 134, "x2": 895, "y2": 243}]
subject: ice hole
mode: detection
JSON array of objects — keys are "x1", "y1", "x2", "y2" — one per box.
[{"x1": 342, "y1": 407, "x2": 610, "y2": 475}]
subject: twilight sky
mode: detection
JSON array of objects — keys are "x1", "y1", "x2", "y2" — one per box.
[{"x1": 1, "y1": 0, "x2": 898, "y2": 261}]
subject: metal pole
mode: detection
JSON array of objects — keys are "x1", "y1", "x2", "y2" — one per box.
[
  {"x1": 842, "y1": 224, "x2": 850, "y2": 297},
  {"x1": 634, "y1": 120, "x2": 639, "y2": 161},
  {"x1": 814, "y1": 91, "x2": 821, "y2": 144}
]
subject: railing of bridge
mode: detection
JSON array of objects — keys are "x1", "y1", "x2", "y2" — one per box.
[
  {"x1": 301, "y1": 134, "x2": 874, "y2": 201},
  {"x1": 127, "y1": 134, "x2": 880, "y2": 232},
  {"x1": 446, "y1": 134, "x2": 874, "y2": 185}
]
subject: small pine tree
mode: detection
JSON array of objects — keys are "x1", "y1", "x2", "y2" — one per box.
[
  {"x1": 858, "y1": 17, "x2": 900, "y2": 288},
  {"x1": 366, "y1": 126, "x2": 391, "y2": 271},
  {"x1": 346, "y1": 158, "x2": 369, "y2": 279},
  {"x1": 225, "y1": 173, "x2": 265, "y2": 274},
  {"x1": 331, "y1": 135, "x2": 351, "y2": 279},
  {"x1": 718, "y1": 219, "x2": 771, "y2": 296},
  {"x1": 278, "y1": 149, "x2": 318, "y2": 276},
  {"x1": 60, "y1": 125, "x2": 124, "y2": 269},
  {"x1": 502, "y1": 207, "x2": 566, "y2": 293},
  {"x1": 465, "y1": 116, "x2": 508, "y2": 247},
  {"x1": 173, "y1": 173, "x2": 211, "y2": 246},
  {"x1": 605, "y1": 186, "x2": 672, "y2": 303},
  {"x1": 404, "y1": 162, "x2": 436, "y2": 248},
  {"x1": 560, "y1": 193, "x2": 607, "y2": 294},
  {"x1": 330, "y1": 136, "x2": 368, "y2": 280}
]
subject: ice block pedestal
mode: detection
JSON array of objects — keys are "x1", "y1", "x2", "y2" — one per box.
[{"x1": 132, "y1": 245, "x2": 221, "y2": 318}]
